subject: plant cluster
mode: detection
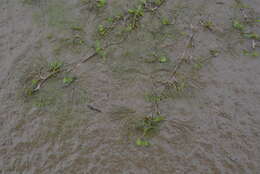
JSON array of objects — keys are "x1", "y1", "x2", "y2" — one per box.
[
  {"x1": 96, "y1": 0, "x2": 107, "y2": 8},
  {"x1": 135, "y1": 116, "x2": 165, "y2": 146}
]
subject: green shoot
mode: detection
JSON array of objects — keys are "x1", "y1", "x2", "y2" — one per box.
[
  {"x1": 128, "y1": 5, "x2": 144, "y2": 17},
  {"x1": 49, "y1": 61, "x2": 62, "y2": 72},
  {"x1": 243, "y1": 33, "x2": 260, "y2": 40},
  {"x1": 135, "y1": 116, "x2": 165, "y2": 136},
  {"x1": 95, "y1": 40, "x2": 106, "y2": 57},
  {"x1": 159, "y1": 56, "x2": 168, "y2": 63},
  {"x1": 71, "y1": 25, "x2": 83, "y2": 31},
  {"x1": 233, "y1": 20, "x2": 245, "y2": 31},
  {"x1": 63, "y1": 77, "x2": 74, "y2": 85},
  {"x1": 96, "y1": 0, "x2": 107, "y2": 8},
  {"x1": 162, "y1": 17, "x2": 170, "y2": 25},
  {"x1": 154, "y1": 0, "x2": 164, "y2": 6},
  {"x1": 210, "y1": 49, "x2": 220, "y2": 57},
  {"x1": 243, "y1": 50, "x2": 259, "y2": 57},
  {"x1": 136, "y1": 138, "x2": 150, "y2": 147},
  {"x1": 98, "y1": 24, "x2": 107, "y2": 36}
]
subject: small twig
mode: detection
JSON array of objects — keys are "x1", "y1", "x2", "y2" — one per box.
[
  {"x1": 171, "y1": 32, "x2": 195, "y2": 77},
  {"x1": 188, "y1": 81, "x2": 201, "y2": 89},
  {"x1": 148, "y1": 0, "x2": 166, "y2": 11},
  {"x1": 67, "y1": 39, "x2": 126, "y2": 73},
  {"x1": 87, "y1": 105, "x2": 102, "y2": 113},
  {"x1": 172, "y1": 51, "x2": 187, "y2": 76},
  {"x1": 33, "y1": 70, "x2": 60, "y2": 92},
  {"x1": 65, "y1": 52, "x2": 97, "y2": 73},
  {"x1": 155, "y1": 31, "x2": 196, "y2": 87},
  {"x1": 81, "y1": 52, "x2": 97, "y2": 63},
  {"x1": 30, "y1": 1, "x2": 166, "y2": 93}
]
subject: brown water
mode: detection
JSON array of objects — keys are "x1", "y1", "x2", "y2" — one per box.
[{"x1": 0, "y1": 0, "x2": 260, "y2": 173}]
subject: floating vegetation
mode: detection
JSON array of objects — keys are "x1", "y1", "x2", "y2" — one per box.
[
  {"x1": 232, "y1": 20, "x2": 245, "y2": 31},
  {"x1": 63, "y1": 77, "x2": 75, "y2": 85},
  {"x1": 134, "y1": 116, "x2": 165, "y2": 146},
  {"x1": 243, "y1": 50, "x2": 259, "y2": 57},
  {"x1": 95, "y1": 40, "x2": 106, "y2": 58},
  {"x1": 98, "y1": 24, "x2": 107, "y2": 36},
  {"x1": 161, "y1": 17, "x2": 170, "y2": 25},
  {"x1": 136, "y1": 138, "x2": 150, "y2": 147},
  {"x1": 49, "y1": 61, "x2": 63, "y2": 72},
  {"x1": 20, "y1": 0, "x2": 259, "y2": 151},
  {"x1": 71, "y1": 25, "x2": 84, "y2": 31},
  {"x1": 209, "y1": 49, "x2": 220, "y2": 57},
  {"x1": 243, "y1": 33, "x2": 260, "y2": 40},
  {"x1": 96, "y1": 0, "x2": 107, "y2": 8},
  {"x1": 159, "y1": 56, "x2": 168, "y2": 63}
]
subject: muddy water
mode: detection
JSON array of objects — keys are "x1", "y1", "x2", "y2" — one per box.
[{"x1": 0, "y1": 0, "x2": 260, "y2": 173}]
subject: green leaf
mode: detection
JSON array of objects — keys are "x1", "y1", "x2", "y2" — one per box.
[
  {"x1": 162, "y1": 17, "x2": 170, "y2": 25},
  {"x1": 136, "y1": 138, "x2": 150, "y2": 146},
  {"x1": 63, "y1": 77, "x2": 74, "y2": 84},
  {"x1": 243, "y1": 33, "x2": 260, "y2": 40},
  {"x1": 143, "y1": 126, "x2": 154, "y2": 135},
  {"x1": 243, "y1": 50, "x2": 259, "y2": 57},
  {"x1": 95, "y1": 40, "x2": 101, "y2": 52},
  {"x1": 31, "y1": 79, "x2": 38, "y2": 86},
  {"x1": 98, "y1": 24, "x2": 106, "y2": 36},
  {"x1": 128, "y1": 9, "x2": 135, "y2": 14},
  {"x1": 153, "y1": 116, "x2": 165, "y2": 122},
  {"x1": 159, "y1": 56, "x2": 167, "y2": 63},
  {"x1": 155, "y1": 0, "x2": 163, "y2": 6},
  {"x1": 71, "y1": 25, "x2": 83, "y2": 31},
  {"x1": 106, "y1": 17, "x2": 114, "y2": 23},
  {"x1": 97, "y1": 0, "x2": 106, "y2": 8},
  {"x1": 251, "y1": 51, "x2": 259, "y2": 57},
  {"x1": 210, "y1": 49, "x2": 220, "y2": 57},
  {"x1": 49, "y1": 61, "x2": 62, "y2": 72},
  {"x1": 232, "y1": 20, "x2": 245, "y2": 31}
]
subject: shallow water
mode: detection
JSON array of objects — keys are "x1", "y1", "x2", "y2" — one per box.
[{"x1": 0, "y1": 0, "x2": 260, "y2": 173}]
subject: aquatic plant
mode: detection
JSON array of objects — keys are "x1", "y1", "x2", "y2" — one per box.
[
  {"x1": 232, "y1": 20, "x2": 245, "y2": 31},
  {"x1": 63, "y1": 77, "x2": 74, "y2": 85},
  {"x1": 96, "y1": 0, "x2": 107, "y2": 8},
  {"x1": 135, "y1": 116, "x2": 165, "y2": 146},
  {"x1": 49, "y1": 61, "x2": 63, "y2": 72}
]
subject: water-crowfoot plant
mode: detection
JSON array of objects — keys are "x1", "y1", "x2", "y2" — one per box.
[
  {"x1": 243, "y1": 50, "x2": 259, "y2": 57},
  {"x1": 96, "y1": 0, "x2": 107, "y2": 8},
  {"x1": 233, "y1": 20, "x2": 245, "y2": 31},
  {"x1": 154, "y1": 0, "x2": 164, "y2": 6},
  {"x1": 95, "y1": 40, "x2": 106, "y2": 58},
  {"x1": 209, "y1": 49, "x2": 220, "y2": 57},
  {"x1": 49, "y1": 61, "x2": 63, "y2": 72},
  {"x1": 128, "y1": 5, "x2": 144, "y2": 29},
  {"x1": 159, "y1": 56, "x2": 168, "y2": 63},
  {"x1": 243, "y1": 33, "x2": 260, "y2": 40},
  {"x1": 98, "y1": 24, "x2": 107, "y2": 36},
  {"x1": 136, "y1": 138, "x2": 150, "y2": 147},
  {"x1": 135, "y1": 115, "x2": 165, "y2": 146},
  {"x1": 63, "y1": 77, "x2": 75, "y2": 85},
  {"x1": 71, "y1": 25, "x2": 83, "y2": 31},
  {"x1": 161, "y1": 17, "x2": 170, "y2": 25}
]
